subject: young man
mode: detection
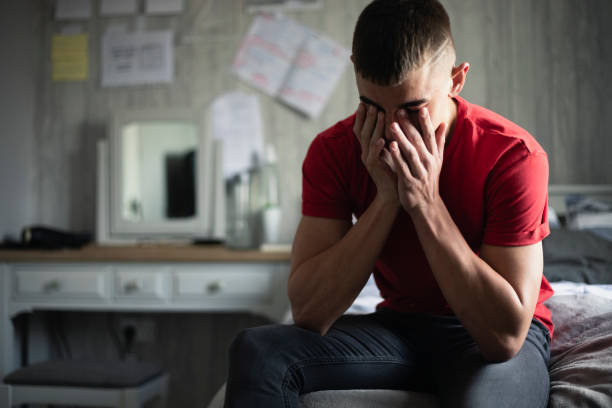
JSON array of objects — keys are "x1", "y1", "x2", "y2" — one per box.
[{"x1": 224, "y1": 0, "x2": 553, "y2": 407}]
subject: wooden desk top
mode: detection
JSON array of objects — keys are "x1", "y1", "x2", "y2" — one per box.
[{"x1": 0, "y1": 244, "x2": 292, "y2": 263}]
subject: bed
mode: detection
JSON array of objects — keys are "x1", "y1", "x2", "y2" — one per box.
[{"x1": 207, "y1": 184, "x2": 612, "y2": 408}]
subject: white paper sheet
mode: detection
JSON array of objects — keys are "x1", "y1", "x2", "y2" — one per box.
[
  {"x1": 56, "y1": 0, "x2": 92, "y2": 20},
  {"x1": 245, "y1": 0, "x2": 323, "y2": 13},
  {"x1": 232, "y1": 14, "x2": 306, "y2": 96},
  {"x1": 51, "y1": 33, "x2": 89, "y2": 82},
  {"x1": 145, "y1": 0, "x2": 184, "y2": 14},
  {"x1": 211, "y1": 91, "x2": 264, "y2": 178},
  {"x1": 101, "y1": 30, "x2": 174, "y2": 87},
  {"x1": 232, "y1": 14, "x2": 349, "y2": 118},
  {"x1": 100, "y1": 0, "x2": 138, "y2": 16},
  {"x1": 278, "y1": 31, "x2": 350, "y2": 118}
]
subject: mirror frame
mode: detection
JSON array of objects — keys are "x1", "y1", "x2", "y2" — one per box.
[{"x1": 104, "y1": 108, "x2": 222, "y2": 240}]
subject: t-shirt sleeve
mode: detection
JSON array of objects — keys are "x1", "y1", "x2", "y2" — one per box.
[
  {"x1": 301, "y1": 135, "x2": 353, "y2": 221},
  {"x1": 483, "y1": 147, "x2": 550, "y2": 246}
]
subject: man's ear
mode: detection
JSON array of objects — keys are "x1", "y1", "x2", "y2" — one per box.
[{"x1": 449, "y1": 62, "x2": 470, "y2": 97}]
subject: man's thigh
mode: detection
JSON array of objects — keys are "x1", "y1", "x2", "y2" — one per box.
[
  {"x1": 227, "y1": 312, "x2": 432, "y2": 401},
  {"x1": 431, "y1": 319, "x2": 551, "y2": 408},
  {"x1": 293, "y1": 313, "x2": 433, "y2": 394}
]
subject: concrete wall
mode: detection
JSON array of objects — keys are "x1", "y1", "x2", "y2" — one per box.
[
  {"x1": 1, "y1": 0, "x2": 610, "y2": 242},
  {"x1": 0, "y1": 0, "x2": 39, "y2": 241}
]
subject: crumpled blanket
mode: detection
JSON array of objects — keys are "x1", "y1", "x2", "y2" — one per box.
[{"x1": 546, "y1": 294, "x2": 612, "y2": 408}]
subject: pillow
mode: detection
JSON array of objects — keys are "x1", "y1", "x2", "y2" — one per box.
[
  {"x1": 544, "y1": 229, "x2": 612, "y2": 264},
  {"x1": 548, "y1": 207, "x2": 562, "y2": 229},
  {"x1": 543, "y1": 229, "x2": 612, "y2": 284},
  {"x1": 591, "y1": 228, "x2": 612, "y2": 243},
  {"x1": 565, "y1": 194, "x2": 612, "y2": 230}
]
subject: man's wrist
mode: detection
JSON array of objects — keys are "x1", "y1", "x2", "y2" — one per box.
[
  {"x1": 374, "y1": 191, "x2": 402, "y2": 213},
  {"x1": 408, "y1": 195, "x2": 445, "y2": 224}
]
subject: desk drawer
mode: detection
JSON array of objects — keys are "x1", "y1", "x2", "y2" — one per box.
[
  {"x1": 172, "y1": 265, "x2": 273, "y2": 301},
  {"x1": 114, "y1": 268, "x2": 166, "y2": 300},
  {"x1": 12, "y1": 265, "x2": 108, "y2": 300}
]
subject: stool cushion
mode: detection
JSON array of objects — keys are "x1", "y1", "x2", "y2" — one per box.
[{"x1": 3, "y1": 359, "x2": 163, "y2": 388}]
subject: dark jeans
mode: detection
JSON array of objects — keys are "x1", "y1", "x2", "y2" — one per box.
[{"x1": 224, "y1": 309, "x2": 551, "y2": 408}]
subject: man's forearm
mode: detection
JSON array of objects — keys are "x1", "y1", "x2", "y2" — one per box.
[
  {"x1": 289, "y1": 195, "x2": 401, "y2": 335},
  {"x1": 410, "y1": 198, "x2": 534, "y2": 361}
]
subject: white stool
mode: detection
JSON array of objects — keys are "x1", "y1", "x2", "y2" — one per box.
[
  {"x1": 207, "y1": 383, "x2": 440, "y2": 408},
  {"x1": 1, "y1": 359, "x2": 169, "y2": 408}
]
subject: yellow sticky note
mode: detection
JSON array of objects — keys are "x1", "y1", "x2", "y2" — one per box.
[{"x1": 51, "y1": 33, "x2": 89, "y2": 81}]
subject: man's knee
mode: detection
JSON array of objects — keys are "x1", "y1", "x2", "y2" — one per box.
[
  {"x1": 230, "y1": 325, "x2": 277, "y2": 362},
  {"x1": 438, "y1": 342, "x2": 549, "y2": 408},
  {"x1": 228, "y1": 324, "x2": 303, "y2": 379}
]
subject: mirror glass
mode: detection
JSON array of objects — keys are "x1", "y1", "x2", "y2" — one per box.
[{"x1": 121, "y1": 121, "x2": 198, "y2": 222}]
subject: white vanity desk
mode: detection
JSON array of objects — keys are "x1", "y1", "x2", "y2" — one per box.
[{"x1": 0, "y1": 244, "x2": 291, "y2": 380}]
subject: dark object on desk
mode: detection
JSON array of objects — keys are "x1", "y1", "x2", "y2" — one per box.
[
  {"x1": 0, "y1": 238, "x2": 24, "y2": 249},
  {"x1": 20, "y1": 225, "x2": 92, "y2": 249},
  {"x1": 192, "y1": 237, "x2": 224, "y2": 245}
]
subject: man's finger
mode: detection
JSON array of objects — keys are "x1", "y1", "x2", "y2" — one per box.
[
  {"x1": 390, "y1": 123, "x2": 427, "y2": 180},
  {"x1": 397, "y1": 111, "x2": 430, "y2": 160},
  {"x1": 417, "y1": 108, "x2": 436, "y2": 155},
  {"x1": 380, "y1": 147, "x2": 397, "y2": 173},
  {"x1": 389, "y1": 141, "x2": 416, "y2": 183},
  {"x1": 353, "y1": 103, "x2": 366, "y2": 141},
  {"x1": 365, "y1": 111, "x2": 384, "y2": 165},
  {"x1": 435, "y1": 122, "x2": 447, "y2": 157},
  {"x1": 369, "y1": 111, "x2": 384, "y2": 149},
  {"x1": 389, "y1": 121, "x2": 414, "y2": 158},
  {"x1": 360, "y1": 104, "x2": 378, "y2": 147}
]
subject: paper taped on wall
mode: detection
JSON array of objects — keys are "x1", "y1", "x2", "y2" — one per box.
[
  {"x1": 232, "y1": 14, "x2": 350, "y2": 118},
  {"x1": 51, "y1": 33, "x2": 89, "y2": 81},
  {"x1": 211, "y1": 91, "x2": 265, "y2": 178},
  {"x1": 101, "y1": 30, "x2": 174, "y2": 87}
]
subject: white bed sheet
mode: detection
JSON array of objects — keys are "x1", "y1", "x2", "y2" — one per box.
[{"x1": 346, "y1": 277, "x2": 612, "y2": 315}]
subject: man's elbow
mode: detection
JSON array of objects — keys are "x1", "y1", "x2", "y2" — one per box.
[
  {"x1": 291, "y1": 306, "x2": 332, "y2": 336},
  {"x1": 480, "y1": 336, "x2": 523, "y2": 363}
]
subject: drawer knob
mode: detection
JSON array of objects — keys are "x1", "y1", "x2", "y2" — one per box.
[
  {"x1": 124, "y1": 281, "x2": 140, "y2": 294},
  {"x1": 43, "y1": 280, "x2": 61, "y2": 293},
  {"x1": 206, "y1": 281, "x2": 223, "y2": 294}
]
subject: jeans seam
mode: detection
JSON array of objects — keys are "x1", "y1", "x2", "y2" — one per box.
[
  {"x1": 280, "y1": 357, "x2": 411, "y2": 408},
  {"x1": 539, "y1": 372, "x2": 551, "y2": 408}
]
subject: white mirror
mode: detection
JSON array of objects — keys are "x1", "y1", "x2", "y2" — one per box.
[
  {"x1": 120, "y1": 121, "x2": 197, "y2": 222},
  {"x1": 96, "y1": 108, "x2": 225, "y2": 243}
]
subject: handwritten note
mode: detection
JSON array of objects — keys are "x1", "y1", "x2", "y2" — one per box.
[
  {"x1": 279, "y1": 32, "x2": 351, "y2": 117},
  {"x1": 101, "y1": 30, "x2": 174, "y2": 87},
  {"x1": 51, "y1": 33, "x2": 89, "y2": 81},
  {"x1": 232, "y1": 14, "x2": 349, "y2": 118},
  {"x1": 211, "y1": 91, "x2": 264, "y2": 178}
]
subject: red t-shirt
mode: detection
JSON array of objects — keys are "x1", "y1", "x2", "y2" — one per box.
[{"x1": 301, "y1": 95, "x2": 555, "y2": 337}]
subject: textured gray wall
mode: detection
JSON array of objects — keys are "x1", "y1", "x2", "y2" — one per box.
[
  {"x1": 1, "y1": 1, "x2": 612, "y2": 407},
  {"x1": 2, "y1": 0, "x2": 610, "y2": 241},
  {"x1": 446, "y1": 0, "x2": 612, "y2": 185},
  {"x1": 0, "y1": 0, "x2": 39, "y2": 241},
  {"x1": 27, "y1": 0, "x2": 365, "y2": 243}
]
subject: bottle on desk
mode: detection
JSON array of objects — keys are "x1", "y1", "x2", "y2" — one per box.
[{"x1": 225, "y1": 145, "x2": 281, "y2": 249}]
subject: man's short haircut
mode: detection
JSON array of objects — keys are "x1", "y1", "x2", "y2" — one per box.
[{"x1": 352, "y1": 0, "x2": 454, "y2": 86}]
